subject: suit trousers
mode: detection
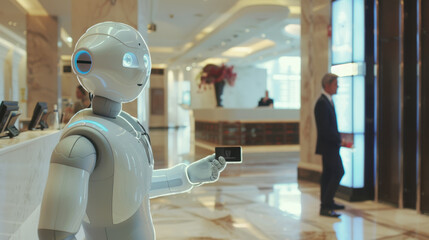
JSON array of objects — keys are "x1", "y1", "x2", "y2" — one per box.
[{"x1": 320, "y1": 149, "x2": 345, "y2": 209}]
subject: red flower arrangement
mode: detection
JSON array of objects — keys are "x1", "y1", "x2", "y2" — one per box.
[{"x1": 198, "y1": 64, "x2": 237, "y2": 89}]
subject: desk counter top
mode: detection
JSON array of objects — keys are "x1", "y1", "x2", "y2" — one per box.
[
  {"x1": 193, "y1": 108, "x2": 299, "y2": 122},
  {"x1": 0, "y1": 130, "x2": 60, "y2": 154},
  {"x1": 0, "y1": 129, "x2": 61, "y2": 239}
]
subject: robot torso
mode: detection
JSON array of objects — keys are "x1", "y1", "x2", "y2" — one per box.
[{"x1": 61, "y1": 109, "x2": 155, "y2": 239}]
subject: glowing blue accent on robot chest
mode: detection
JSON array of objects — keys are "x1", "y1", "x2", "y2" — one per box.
[{"x1": 68, "y1": 120, "x2": 109, "y2": 132}]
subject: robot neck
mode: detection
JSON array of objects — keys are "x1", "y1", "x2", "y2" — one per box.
[{"x1": 92, "y1": 95, "x2": 122, "y2": 118}]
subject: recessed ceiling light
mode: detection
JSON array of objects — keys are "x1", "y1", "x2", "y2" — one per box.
[
  {"x1": 245, "y1": 28, "x2": 250, "y2": 33},
  {"x1": 149, "y1": 47, "x2": 175, "y2": 53},
  {"x1": 284, "y1": 24, "x2": 301, "y2": 36},
  {"x1": 261, "y1": 33, "x2": 266, "y2": 38},
  {"x1": 60, "y1": 28, "x2": 72, "y2": 48},
  {"x1": 289, "y1": 6, "x2": 301, "y2": 15}
]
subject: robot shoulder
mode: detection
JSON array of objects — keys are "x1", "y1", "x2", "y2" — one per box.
[
  {"x1": 51, "y1": 135, "x2": 96, "y2": 173},
  {"x1": 61, "y1": 125, "x2": 115, "y2": 180}
]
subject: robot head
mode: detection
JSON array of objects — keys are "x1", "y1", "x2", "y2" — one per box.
[{"x1": 71, "y1": 22, "x2": 151, "y2": 103}]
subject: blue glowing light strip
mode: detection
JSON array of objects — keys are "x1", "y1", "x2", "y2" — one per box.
[{"x1": 68, "y1": 120, "x2": 108, "y2": 132}]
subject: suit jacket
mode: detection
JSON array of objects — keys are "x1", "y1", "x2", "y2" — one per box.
[{"x1": 314, "y1": 94, "x2": 341, "y2": 154}]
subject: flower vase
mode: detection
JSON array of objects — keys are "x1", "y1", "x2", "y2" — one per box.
[{"x1": 214, "y1": 80, "x2": 226, "y2": 107}]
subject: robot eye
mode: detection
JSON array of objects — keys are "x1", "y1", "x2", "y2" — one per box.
[
  {"x1": 143, "y1": 54, "x2": 151, "y2": 75},
  {"x1": 143, "y1": 54, "x2": 150, "y2": 69},
  {"x1": 123, "y1": 52, "x2": 139, "y2": 68},
  {"x1": 74, "y1": 50, "x2": 92, "y2": 74}
]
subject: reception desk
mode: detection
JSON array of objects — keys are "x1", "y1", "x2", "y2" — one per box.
[
  {"x1": 193, "y1": 108, "x2": 300, "y2": 146},
  {"x1": 0, "y1": 130, "x2": 61, "y2": 239}
]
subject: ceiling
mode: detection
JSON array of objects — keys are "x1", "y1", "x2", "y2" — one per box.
[{"x1": 0, "y1": 0, "x2": 300, "y2": 68}]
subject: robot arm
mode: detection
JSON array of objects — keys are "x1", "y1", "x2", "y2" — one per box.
[
  {"x1": 149, "y1": 154, "x2": 226, "y2": 199},
  {"x1": 38, "y1": 135, "x2": 96, "y2": 240},
  {"x1": 149, "y1": 163, "x2": 193, "y2": 199}
]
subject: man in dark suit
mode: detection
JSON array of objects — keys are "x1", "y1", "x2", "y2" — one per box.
[{"x1": 314, "y1": 73, "x2": 345, "y2": 218}]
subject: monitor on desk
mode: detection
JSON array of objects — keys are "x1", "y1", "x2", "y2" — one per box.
[
  {"x1": 28, "y1": 102, "x2": 48, "y2": 130},
  {"x1": 0, "y1": 101, "x2": 20, "y2": 138}
]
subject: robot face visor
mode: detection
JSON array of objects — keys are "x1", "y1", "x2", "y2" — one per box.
[{"x1": 74, "y1": 50, "x2": 143, "y2": 73}]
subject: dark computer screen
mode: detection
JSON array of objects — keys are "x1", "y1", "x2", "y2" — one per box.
[
  {"x1": 28, "y1": 102, "x2": 48, "y2": 130},
  {"x1": 0, "y1": 101, "x2": 19, "y2": 137}
]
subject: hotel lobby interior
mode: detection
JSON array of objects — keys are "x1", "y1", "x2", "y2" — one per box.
[{"x1": 1, "y1": 0, "x2": 429, "y2": 239}]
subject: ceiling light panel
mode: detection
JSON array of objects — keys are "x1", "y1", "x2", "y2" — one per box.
[
  {"x1": 222, "y1": 38, "x2": 275, "y2": 58},
  {"x1": 16, "y1": 0, "x2": 48, "y2": 15}
]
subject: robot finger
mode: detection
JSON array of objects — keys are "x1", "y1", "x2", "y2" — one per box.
[
  {"x1": 212, "y1": 159, "x2": 222, "y2": 170},
  {"x1": 206, "y1": 153, "x2": 216, "y2": 162},
  {"x1": 210, "y1": 165, "x2": 219, "y2": 181},
  {"x1": 217, "y1": 156, "x2": 226, "y2": 167}
]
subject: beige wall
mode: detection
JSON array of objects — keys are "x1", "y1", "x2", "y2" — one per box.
[
  {"x1": 0, "y1": 43, "x2": 26, "y2": 117},
  {"x1": 299, "y1": 0, "x2": 331, "y2": 172},
  {"x1": 149, "y1": 71, "x2": 167, "y2": 127},
  {"x1": 26, "y1": 15, "x2": 58, "y2": 116}
]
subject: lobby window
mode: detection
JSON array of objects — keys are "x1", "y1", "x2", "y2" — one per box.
[{"x1": 258, "y1": 56, "x2": 301, "y2": 109}]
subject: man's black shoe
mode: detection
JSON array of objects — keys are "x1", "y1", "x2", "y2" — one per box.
[
  {"x1": 320, "y1": 209, "x2": 341, "y2": 218},
  {"x1": 331, "y1": 203, "x2": 345, "y2": 210}
]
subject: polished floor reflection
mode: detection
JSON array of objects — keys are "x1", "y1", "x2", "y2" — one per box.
[{"x1": 149, "y1": 128, "x2": 429, "y2": 240}]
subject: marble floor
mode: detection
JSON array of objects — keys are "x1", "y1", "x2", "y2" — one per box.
[{"x1": 149, "y1": 128, "x2": 429, "y2": 240}]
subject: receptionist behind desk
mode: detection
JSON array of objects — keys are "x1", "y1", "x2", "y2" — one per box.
[
  {"x1": 63, "y1": 85, "x2": 91, "y2": 123},
  {"x1": 258, "y1": 90, "x2": 274, "y2": 108}
]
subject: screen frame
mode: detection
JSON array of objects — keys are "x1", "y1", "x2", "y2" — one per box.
[
  {"x1": 28, "y1": 102, "x2": 48, "y2": 130},
  {"x1": 0, "y1": 101, "x2": 19, "y2": 136}
]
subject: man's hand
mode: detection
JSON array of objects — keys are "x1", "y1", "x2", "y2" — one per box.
[{"x1": 186, "y1": 154, "x2": 226, "y2": 184}]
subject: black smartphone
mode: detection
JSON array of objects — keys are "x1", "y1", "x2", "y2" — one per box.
[{"x1": 215, "y1": 146, "x2": 242, "y2": 164}]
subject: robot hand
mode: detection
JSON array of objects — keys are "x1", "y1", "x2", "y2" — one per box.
[{"x1": 186, "y1": 154, "x2": 226, "y2": 184}]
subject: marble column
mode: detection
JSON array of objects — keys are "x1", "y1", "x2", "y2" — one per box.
[
  {"x1": 26, "y1": 15, "x2": 58, "y2": 116},
  {"x1": 71, "y1": 0, "x2": 139, "y2": 117},
  {"x1": 298, "y1": 0, "x2": 331, "y2": 180},
  {"x1": 4, "y1": 49, "x2": 13, "y2": 101},
  {"x1": 18, "y1": 55, "x2": 27, "y2": 118},
  {"x1": 9, "y1": 49, "x2": 23, "y2": 102},
  {"x1": 0, "y1": 44, "x2": 9, "y2": 101}
]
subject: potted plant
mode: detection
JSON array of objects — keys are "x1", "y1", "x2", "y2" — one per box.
[{"x1": 198, "y1": 64, "x2": 237, "y2": 107}]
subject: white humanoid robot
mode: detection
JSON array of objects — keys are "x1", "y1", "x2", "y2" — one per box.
[{"x1": 38, "y1": 22, "x2": 227, "y2": 240}]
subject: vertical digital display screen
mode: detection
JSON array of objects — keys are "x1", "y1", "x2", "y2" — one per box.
[
  {"x1": 331, "y1": 0, "x2": 365, "y2": 188},
  {"x1": 332, "y1": 0, "x2": 353, "y2": 64},
  {"x1": 353, "y1": 0, "x2": 365, "y2": 62},
  {"x1": 353, "y1": 76, "x2": 365, "y2": 133},
  {"x1": 333, "y1": 77, "x2": 353, "y2": 133}
]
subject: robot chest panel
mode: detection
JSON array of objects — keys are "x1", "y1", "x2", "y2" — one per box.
[
  {"x1": 106, "y1": 124, "x2": 153, "y2": 223},
  {"x1": 111, "y1": 135, "x2": 153, "y2": 188},
  {"x1": 81, "y1": 116, "x2": 153, "y2": 224}
]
